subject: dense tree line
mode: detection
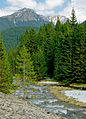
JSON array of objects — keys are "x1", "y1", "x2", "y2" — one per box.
[
  {"x1": 0, "y1": 34, "x2": 13, "y2": 93},
  {"x1": 0, "y1": 9, "x2": 86, "y2": 93},
  {"x1": 2, "y1": 26, "x2": 39, "y2": 52},
  {"x1": 13, "y1": 8, "x2": 85, "y2": 84}
]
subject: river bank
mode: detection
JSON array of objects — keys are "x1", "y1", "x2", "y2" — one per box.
[
  {"x1": 37, "y1": 80, "x2": 86, "y2": 107},
  {"x1": 13, "y1": 83, "x2": 86, "y2": 119},
  {"x1": 0, "y1": 92, "x2": 64, "y2": 119},
  {"x1": 49, "y1": 86, "x2": 86, "y2": 107}
]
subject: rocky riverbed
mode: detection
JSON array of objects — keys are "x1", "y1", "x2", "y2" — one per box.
[
  {"x1": 13, "y1": 84, "x2": 86, "y2": 119},
  {"x1": 0, "y1": 92, "x2": 64, "y2": 119}
]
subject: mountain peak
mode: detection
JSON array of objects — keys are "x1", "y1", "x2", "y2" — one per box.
[
  {"x1": 17, "y1": 8, "x2": 35, "y2": 14},
  {"x1": 2, "y1": 8, "x2": 48, "y2": 25},
  {"x1": 0, "y1": 8, "x2": 68, "y2": 32},
  {"x1": 48, "y1": 15, "x2": 68, "y2": 25},
  {"x1": 0, "y1": 8, "x2": 49, "y2": 31}
]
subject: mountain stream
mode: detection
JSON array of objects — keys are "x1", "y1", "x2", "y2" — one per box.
[{"x1": 13, "y1": 83, "x2": 86, "y2": 119}]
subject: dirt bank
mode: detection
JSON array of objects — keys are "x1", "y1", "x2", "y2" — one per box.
[{"x1": 49, "y1": 86, "x2": 86, "y2": 107}]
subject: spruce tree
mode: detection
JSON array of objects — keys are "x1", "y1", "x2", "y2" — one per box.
[
  {"x1": 44, "y1": 22, "x2": 55, "y2": 77},
  {"x1": 70, "y1": 8, "x2": 78, "y2": 83},
  {"x1": 54, "y1": 19, "x2": 73, "y2": 84},
  {"x1": 74, "y1": 24, "x2": 86, "y2": 83},
  {"x1": 0, "y1": 34, "x2": 12, "y2": 93},
  {"x1": 38, "y1": 25, "x2": 46, "y2": 46},
  {"x1": 28, "y1": 27, "x2": 37, "y2": 55},
  {"x1": 71, "y1": 8, "x2": 77, "y2": 27},
  {"x1": 61, "y1": 22, "x2": 73, "y2": 84},
  {"x1": 32, "y1": 47, "x2": 48, "y2": 80},
  {"x1": 54, "y1": 20, "x2": 63, "y2": 81},
  {"x1": 8, "y1": 48, "x2": 16, "y2": 75},
  {"x1": 16, "y1": 45, "x2": 36, "y2": 99},
  {"x1": 54, "y1": 32, "x2": 62, "y2": 81}
]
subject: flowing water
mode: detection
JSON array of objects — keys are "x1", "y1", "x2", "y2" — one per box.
[{"x1": 13, "y1": 84, "x2": 86, "y2": 119}]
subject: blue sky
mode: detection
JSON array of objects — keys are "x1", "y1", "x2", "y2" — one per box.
[
  {"x1": 0, "y1": 0, "x2": 71, "y2": 10},
  {"x1": 53, "y1": 0, "x2": 71, "y2": 14},
  {"x1": 0, "y1": 0, "x2": 7, "y2": 8},
  {"x1": 0, "y1": 0, "x2": 86, "y2": 22}
]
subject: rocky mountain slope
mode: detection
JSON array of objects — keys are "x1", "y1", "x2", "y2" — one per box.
[
  {"x1": 0, "y1": 92, "x2": 65, "y2": 119},
  {"x1": 0, "y1": 8, "x2": 68, "y2": 32},
  {"x1": 0, "y1": 7, "x2": 86, "y2": 32},
  {"x1": 0, "y1": 8, "x2": 68, "y2": 51},
  {"x1": 4, "y1": 8, "x2": 48, "y2": 23},
  {"x1": 0, "y1": 8, "x2": 49, "y2": 32}
]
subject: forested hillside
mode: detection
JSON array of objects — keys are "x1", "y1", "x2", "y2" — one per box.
[
  {"x1": 0, "y1": 9, "x2": 86, "y2": 93},
  {"x1": 83, "y1": 20, "x2": 86, "y2": 25},
  {"x1": 10, "y1": 9, "x2": 86, "y2": 84},
  {"x1": 2, "y1": 26, "x2": 39, "y2": 51}
]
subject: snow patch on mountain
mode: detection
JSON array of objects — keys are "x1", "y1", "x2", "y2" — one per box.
[{"x1": 48, "y1": 15, "x2": 68, "y2": 25}]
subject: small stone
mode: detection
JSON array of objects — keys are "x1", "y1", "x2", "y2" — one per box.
[{"x1": 0, "y1": 93, "x2": 65, "y2": 119}]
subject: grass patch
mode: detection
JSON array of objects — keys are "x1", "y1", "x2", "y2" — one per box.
[
  {"x1": 70, "y1": 83, "x2": 86, "y2": 88},
  {"x1": 0, "y1": 84, "x2": 19, "y2": 94},
  {"x1": 49, "y1": 86, "x2": 86, "y2": 107},
  {"x1": 9, "y1": 84, "x2": 19, "y2": 94}
]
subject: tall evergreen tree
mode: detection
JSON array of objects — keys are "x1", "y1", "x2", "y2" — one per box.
[
  {"x1": 73, "y1": 24, "x2": 86, "y2": 83},
  {"x1": 38, "y1": 25, "x2": 46, "y2": 46},
  {"x1": 32, "y1": 47, "x2": 48, "y2": 80},
  {"x1": 8, "y1": 48, "x2": 16, "y2": 74},
  {"x1": 28, "y1": 27, "x2": 38, "y2": 55},
  {"x1": 0, "y1": 34, "x2": 12, "y2": 93},
  {"x1": 54, "y1": 32, "x2": 63, "y2": 81},
  {"x1": 70, "y1": 8, "x2": 77, "y2": 27},
  {"x1": 44, "y1": 22, "x2": 55, "y2": 77},
  {"x1": 54, "y1": 19, "x2": 63, "y2": 81},
  {"x1": 61, "y1": 22, "x2": 73, "y2": 84},
  {"x1": 16, "y1": 45, "x2": 36, "y2": 99},
  {"x1": 66, "y1": 8, "x2": 78, "y2": 83}
]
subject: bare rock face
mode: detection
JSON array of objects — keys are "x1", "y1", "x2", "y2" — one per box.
[
  {"x1": 0, "y1": 92, "x2": 65, "y2": 119},
  {"x1": 0, "y1": 8, "x2": 68, "y2": 32},
  {"x1": 0, "y1": 8, "x2": 49, "y2": 32},
  {"x1": 3, "y1": 8, "x2": 49, "y2": 25},
  {"x1": 3, "y1": 8, "x2": 67, "y2": 25}
]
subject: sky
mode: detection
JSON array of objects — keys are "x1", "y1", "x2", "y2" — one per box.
[{"x1": 0, "y1": 0, "x2": 86, "y2": 22}]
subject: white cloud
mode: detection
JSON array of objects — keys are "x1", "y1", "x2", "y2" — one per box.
[
  {"x1": 0, "y1": 7, "x2": 19, "y2": 17},
  {"x1": 0, "y1": 0, "x2": 64, "y2": 17},
  {"x1": 7, "y1": 0, "x2": 64, "y2": 10},
  {"x1": 36, "y1": 0, "x2": 64, "y2": 16},
  {"x1": 37, "y1": 0, "x2": 64, "y2": 10},
  {"x1": 8, "y1": 0, "x2": 37, "y2": 8},
  {"x1": 59, "y1": 0, "x2": 86, "y2": 22},
  {"x1": 0, "y1": 0, "x2": 86, "y2": 22},
  {"x1": 37, "y1": 10, "x2": 55, "y2": 16}
]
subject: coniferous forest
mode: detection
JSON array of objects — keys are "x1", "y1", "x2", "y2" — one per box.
[{"x1": 0, "y1": 9, "x2": 86, "y2": 93}]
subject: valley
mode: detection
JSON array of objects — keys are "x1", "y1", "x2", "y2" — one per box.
[{"x1": 0, "y1": 7, "x2": 86, "y2": 119}]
